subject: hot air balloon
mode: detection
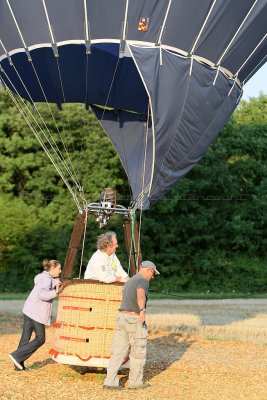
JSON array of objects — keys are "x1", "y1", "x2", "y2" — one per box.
[{"x1": 1, "y1": 0, "x2": 266, "y2": 368}]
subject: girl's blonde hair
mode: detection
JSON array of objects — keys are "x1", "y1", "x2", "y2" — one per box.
[{"x1": 42, "y1": 259, "x2": 61, "y2": 271}]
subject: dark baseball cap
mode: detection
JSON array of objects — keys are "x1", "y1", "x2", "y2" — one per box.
[{"x1": 140, "y1": 260, "x2": 160, "y2": 275}]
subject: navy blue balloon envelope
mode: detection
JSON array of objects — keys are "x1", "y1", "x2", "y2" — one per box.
[{"x1": 0, "y1": 0, "x2": 266, "y2": 210}]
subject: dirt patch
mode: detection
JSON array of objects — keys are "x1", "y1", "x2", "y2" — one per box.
[{"x1": 0, "y1": 311, "x2": 266, "y2": 400}]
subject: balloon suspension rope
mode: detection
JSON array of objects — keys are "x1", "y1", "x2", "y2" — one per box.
[
  {"x1": 127, "y1": 210, "x2": 136, "y2": 275},
  {"x1": 78, "y1": 208, "x2": 89, "y2": 279},
  {"x1": 136, "y1": 103, "x2": 151, "y2": 272}
]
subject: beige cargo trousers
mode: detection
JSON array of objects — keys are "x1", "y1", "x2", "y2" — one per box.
[{"x1": 104, "y1": 313, "x2": 148, "y2": 387}]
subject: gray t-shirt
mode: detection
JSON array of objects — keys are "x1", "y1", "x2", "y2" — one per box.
[{"x1": 120, "y1": 274, "x2": 149, "y2": 312}]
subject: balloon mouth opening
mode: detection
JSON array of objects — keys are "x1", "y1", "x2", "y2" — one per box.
[{"x1": 0, "y1": 42, "x2": 149, "y2": 115}]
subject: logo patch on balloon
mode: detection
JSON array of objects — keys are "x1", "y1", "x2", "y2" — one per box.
[{"x1": 138, "y1": 17, "x2": 150, "y2": 31}]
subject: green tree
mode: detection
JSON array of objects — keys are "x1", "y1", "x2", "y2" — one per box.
[
  {"x1": 0, "y1": 89, "x2": 128, "y2": 290},
  {"x1": 0, "y1": 88, "x2": 267, "y2": 293}
]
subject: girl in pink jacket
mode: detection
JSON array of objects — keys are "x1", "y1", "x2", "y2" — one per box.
[{"x1": 9, "y1": 259, "x2": 61, "y2": 370}]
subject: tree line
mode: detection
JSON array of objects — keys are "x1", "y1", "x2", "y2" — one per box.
[{"x1": 0, "y1": 89, "x2": 267, "y2": 293}]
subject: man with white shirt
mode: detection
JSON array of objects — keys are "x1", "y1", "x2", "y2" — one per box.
[{"x1": 84, "y1": 231, "x2": 129, "y2": 283}]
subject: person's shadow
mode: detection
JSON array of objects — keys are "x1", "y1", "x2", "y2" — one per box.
[
  {"x1": 118, "y1": 332, "x2": 194, "y2": 386},
  {"x1": 28, "y1": 358, "x2": 54, "y2": 370},
  {"x1": 145, "y1": 333, "x2": 194, "y2": 380},
  {"x1": 66, "y1": 332, "x2": 194, "y2": 386}
]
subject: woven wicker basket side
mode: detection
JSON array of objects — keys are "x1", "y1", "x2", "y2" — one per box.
[
  {"x1": 54, "y1": 325, "x2": 114, "y2": 357},
  {"x1": 52, "y1": 280, "x2": 123, "y2": 361}
]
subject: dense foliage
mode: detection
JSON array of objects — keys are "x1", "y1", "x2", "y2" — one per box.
[{"x1": 0, "y1": 89, "x2": 267, "y2": 293}]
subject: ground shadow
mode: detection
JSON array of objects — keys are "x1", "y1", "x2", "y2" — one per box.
[
  {"x1": 28, "y1": 358, "x2": 54, "y2": 370},
  {"x1": 118, "y1": 332, "x2": 195, "y2": 386},
  {"x1": 66, "y1": 332, "x2": 194, "y2": 387},
  {"x1": 70, "y1": 365, "x2": 106, "y2": 375},
  {"x1": 145, "y1": 333, "x2": 195, "y2": 380}
]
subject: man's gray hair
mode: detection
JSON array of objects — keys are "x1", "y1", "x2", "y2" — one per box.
[{"x1": 96, "y1": 231, "x2": 117, "y2": 251}]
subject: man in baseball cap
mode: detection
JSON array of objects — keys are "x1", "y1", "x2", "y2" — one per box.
[
  {"x1": 103, "y1": 259, "x2": 159, "y2": 390},
  {"x1": 140, "y1": 260, "x2": 160, "y2": 275}
]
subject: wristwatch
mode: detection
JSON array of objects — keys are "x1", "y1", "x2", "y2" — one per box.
[{"x1": 140, "y1": 308, "x2": 146, "y2": 312}]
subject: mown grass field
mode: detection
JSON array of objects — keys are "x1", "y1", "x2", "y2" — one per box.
[
  {"x1": 0, "y1": 298, "x2": 266, "y2": 400},
  {"x1": 147, "y1": 298, "x2": 267, "y2": 344}
]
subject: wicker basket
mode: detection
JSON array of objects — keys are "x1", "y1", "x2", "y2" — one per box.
[{"x1": 50, "y1": 279, "x2": 129, "y2": 368}]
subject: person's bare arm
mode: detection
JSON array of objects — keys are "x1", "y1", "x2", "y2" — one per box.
[{"x1": 137, "y1": 288, "x2": 146, "y2": 322}]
